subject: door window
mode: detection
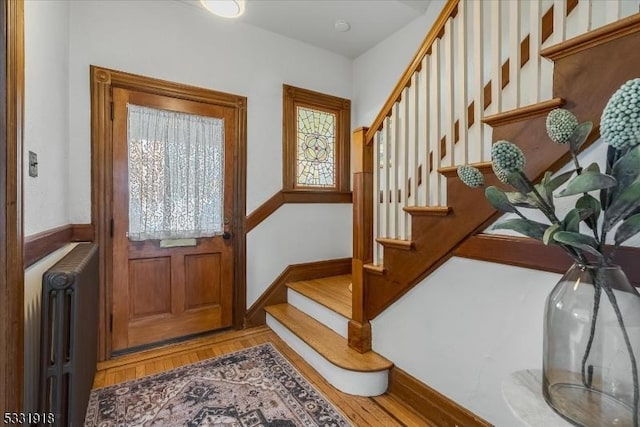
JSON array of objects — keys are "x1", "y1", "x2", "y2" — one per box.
[{"x1": 127, "y1": 104, "x2": 224, "y2": 240}]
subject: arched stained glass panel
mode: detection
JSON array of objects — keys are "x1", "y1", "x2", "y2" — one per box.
[{"x1": 296, "y1": 106, "x2": 336, "y2": 188}]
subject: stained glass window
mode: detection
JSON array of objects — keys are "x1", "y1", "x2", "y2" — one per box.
[
  {"x1": 283, "y1": 84, "x2": 350, "y2": 194},
  {"x1": 296, "y1": 106, "x2": 336, "y2": 188}
]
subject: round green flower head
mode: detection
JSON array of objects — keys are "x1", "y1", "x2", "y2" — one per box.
[
  {"x1": 546, "y1": 108, "x2": 578, "y2": 144},
  {"x1": 457, "y1": 165, "x2": 484, "y2": 188},
  {"x1": 491, "y1": 140, "x2": 525, "y2": 172},
  {"x1": 600, "y1": 78, "x2": 640, "y2": 150},
  {"x1": 492, "y1": 163, "x2": 510, "y2": 185}
]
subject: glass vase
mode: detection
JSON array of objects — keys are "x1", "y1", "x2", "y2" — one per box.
[{"x1": 543, "y1": 263, "x2": 640, "y2": 426}]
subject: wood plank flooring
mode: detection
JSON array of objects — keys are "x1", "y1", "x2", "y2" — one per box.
[{"x1": 93, "y1": 326, "x2": 423, "y2": 426}]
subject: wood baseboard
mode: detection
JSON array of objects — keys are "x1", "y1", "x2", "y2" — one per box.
[
  {"x1": 386, "y1": 367, "x2": 493, "y2": 427},
  {"x1": 245, "y1": 257, "x2": 351, "y2": 328},
  {"x1": 24, "y1": 223, "x2": 94, "y2": 268}
]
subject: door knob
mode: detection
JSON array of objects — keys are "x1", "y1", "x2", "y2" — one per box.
[{"x1": 222, "y1": 232, "x2": 232, "y2": 240}]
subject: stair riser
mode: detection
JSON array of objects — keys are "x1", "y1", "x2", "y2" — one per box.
[
  {"x1": 266, "y1": 313, "x2": 389, "y2": 397},
  {"x1": 287, "y1": 288, "x2": 349, "y2": 339}
]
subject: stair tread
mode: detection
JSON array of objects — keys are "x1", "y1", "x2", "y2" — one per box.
[
  {"x1": 287, "y1": 274, "x2": 352, "y2": 318},
  {"x1": 265, "y1": 303, "x2": 392, "y2": 372}
]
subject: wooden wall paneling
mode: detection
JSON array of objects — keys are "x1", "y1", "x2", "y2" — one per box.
[
  {"x1": 1, "y1": 0, "x2": 24, "y2": 412},
  {"x1": 24, "y1": 225, "x2": 73, "y2": 267},
  {"x1": 72, "y1": 223, "x2": 95, "y2": 242},
  {"x1": 245, "y1": 190, "x2": 352, "y2": 233},
  {"x1": 244, "y1": 257, "x2": 352, "y2": 328},
  {"x1": 349, "y1": 127, "x2": 373, "y2": 353},
  {"x1": 23, "y1": 223, "x2": 94, "y2": 268},
  {"x1": 456, "y1": 234, "x2": 640, "y2": 288}
]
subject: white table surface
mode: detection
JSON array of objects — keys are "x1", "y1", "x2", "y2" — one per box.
[{"x1": 502, "y1": 369, "x2": 572, "y2": 427}]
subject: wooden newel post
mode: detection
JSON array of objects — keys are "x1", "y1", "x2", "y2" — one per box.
[{"x1": 349, "y1": 127, "x2": 373, "y2": 353}]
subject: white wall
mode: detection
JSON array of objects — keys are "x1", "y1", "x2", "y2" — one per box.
[
  {"x1": 66, "y1": 0, "x2": 354, "y2": 306},
  {"x1": 247, "y1": 204, "x2": 352, "y2": 307},
  {"x1": 68, "y1": 0, "x2": 353, "y2": 217},
  {"x1": 372, "y1": 257, "x2": 561, "y2": 426},
  {"x1": 24, "y1": 0, "x2": 70, "y2": 236},
  {"x1": 352, "y1": 0, "x2": 446, "y2": 127}
]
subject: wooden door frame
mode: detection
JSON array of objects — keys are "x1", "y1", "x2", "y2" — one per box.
[
  {"x1": 1, "y1": 0, "x2": 24, "y2": 411},
  {"x1": 90, "y1": 66, "x2": 247, "y2": 360}
]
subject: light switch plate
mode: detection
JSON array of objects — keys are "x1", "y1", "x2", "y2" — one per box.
[{"x1": 28, "y1": 151, "x2": 38, "y2": 177}]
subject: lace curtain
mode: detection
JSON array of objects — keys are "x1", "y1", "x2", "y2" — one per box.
[{"x1": 127, "y1": 104, "x2": 224, "y2": 241}]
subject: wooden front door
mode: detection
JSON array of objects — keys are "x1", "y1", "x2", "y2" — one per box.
[{"x1": 111, "y1": 88, "x2": 236, "y2": 352}]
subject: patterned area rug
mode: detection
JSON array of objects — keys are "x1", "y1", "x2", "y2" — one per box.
[{"x1": 85, "y1": 343, "x2": 350, "y2": 426}]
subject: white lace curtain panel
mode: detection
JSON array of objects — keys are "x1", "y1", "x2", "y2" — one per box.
[{"x1": 127, "y1": 104, "x2": 224, "y2": 241}]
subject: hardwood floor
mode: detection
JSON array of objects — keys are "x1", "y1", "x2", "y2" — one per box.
[{"x1": 93, "y1": 326, "x2": 430, "y2": 426}]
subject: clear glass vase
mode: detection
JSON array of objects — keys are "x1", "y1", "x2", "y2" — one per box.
[{"x1": 543, "y1": 263, "x2": 640, "y2": 426}]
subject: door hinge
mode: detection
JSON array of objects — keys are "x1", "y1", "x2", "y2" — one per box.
[
  {"x1": 109, "y1": 314, "x2": 113, "y2": 332},
  {"x1": 110, "y1": 101, "x2": 114, "y2": 121},
  {"x1": 110, "y1": 218, "x2": 114, "y2": 238}
]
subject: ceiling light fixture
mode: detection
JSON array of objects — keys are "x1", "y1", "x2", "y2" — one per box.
[
  {"x1": 200, "y1": 0, "x2": 246, "y2": 18},
  {"x1": 334, "y1": 20, "x2": 351, "y2": 32}
]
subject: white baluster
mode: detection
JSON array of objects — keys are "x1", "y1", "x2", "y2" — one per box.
[
  {"x1": 509, "y1": 0, "x2": 521, "y2": 109},
  {"x1": 390, "y1": 104, "x2": 399, "y2": 238},
  {"x1": 411, "y1": 71, "x2": 420, "y2": 209},
  {"x1": 430, "y1": 39, "x2": 442, "y2": 206},
  {"x1": 457, "y1": 1, "x2": 468, "y2": 165},
  {"x1": 472, "y1": 0, "x2": 485, "y2": 162},
  {"x1": 529, "y1": 0, "x2": 542, "y2": 104},
  {"x1": 444, "y1": 17, "x2": 455, "y2": 168},
  {"x1": 554, "y1": 0, "x2": 567, "y2": 43},
  {"x1": 605, "y1": 0, "x2": 620, "y2": 27},
  {"x1": 382, "y1": 118, "x2": 390, "y2": 240},
  {"x1": 373, "y1": 130, "x2": 381, "y2": 265},
  {"x1": 421, "y1": 56, "x2": 430, "y2": 207},
  {"x1": 398, "y1": 93, "x2": 407, "y2": 240},
  {"x1": 490, "y1": 0, "x2": 502, "y2": 115}
]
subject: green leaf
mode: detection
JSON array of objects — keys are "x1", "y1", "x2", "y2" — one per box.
[
  {"x1": 535, "y1": 182, "x2": 554, "y2": 208},
  {"x1": 611, "y1": 145, "x2": 640, "y2": 195},
  {"x1": 576, "y1": 194, "x2": 601, "y2": 231},
  {"x1": 552, "y1": 231, "x2": 603, "y2": 259},
  {"x1": 506, "y1": 171, "x2": 535, "y2": 194},
  {"x1": 562, "y1": 209, "x2": 583, "y2": 233},
  {"x1": 492, "y1": 219, "x2": 550, "y2": 240},
  {"x1": 506, "y1": 191, "x2": 537, "y2": 208},
  {"x1": 543, "y1": 223, "x2": 561, "y2": 245},
  {"x1": 485, "y1": 186, "x2": 518, "y2": 213},
  {"x1": 583, "y1": 162, "x2": 600, "y2": 174},
  {"x1": 604, "y1": 181, "x2": 640, "y2": 231},
  {"x1": 557, "y1": 171, "x2": 617, "y2": 197},
  {"x1": 546, "y1": 170, "x2": 576, "y2": 192},
  {"x1": 614, "y1": 214, "x2": 640, "y2": 246},
  {"x1": 568, "y1": 121, "x2": 593, "y2": 154}
]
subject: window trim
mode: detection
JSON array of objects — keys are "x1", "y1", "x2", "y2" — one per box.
[{"x1": 282, "y1": 84, "x2": 351, "y2": 194}]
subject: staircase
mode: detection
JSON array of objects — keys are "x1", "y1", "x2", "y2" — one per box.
[
  {"x1": 265, "y1": 275, "x2": 393, "y2": 396},
  {"x1": 263, "y1": 0, "x2": 640, "y2": 417}
]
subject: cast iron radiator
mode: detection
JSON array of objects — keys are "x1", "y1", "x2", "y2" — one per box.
[{"x1": 39, "y1": 243, "x2": 99, "y2": 426}]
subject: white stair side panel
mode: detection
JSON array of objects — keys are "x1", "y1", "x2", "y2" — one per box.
[
  {"x1": 266, "y1": 314, "x2": 389, "y2": 397},
  {"x1": 287, "y1": 288, "x2": 349, "y2": 339}
]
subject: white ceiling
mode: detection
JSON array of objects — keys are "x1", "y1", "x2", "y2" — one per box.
[{"x1": 180, "y1": 0, "x2": 432, "y2": 58}]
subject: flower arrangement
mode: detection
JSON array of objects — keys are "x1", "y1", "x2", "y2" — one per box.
[
  {"x1": 457, "y1": 78, "x2": 640, "y2": 266},
  {"x1": 458, "y1": 78, "x2": 640, "y2": 426}
]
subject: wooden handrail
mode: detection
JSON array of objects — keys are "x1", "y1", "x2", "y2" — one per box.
[{"x1": 365, "y1": 0, "x2": 460, "y2": 144}]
